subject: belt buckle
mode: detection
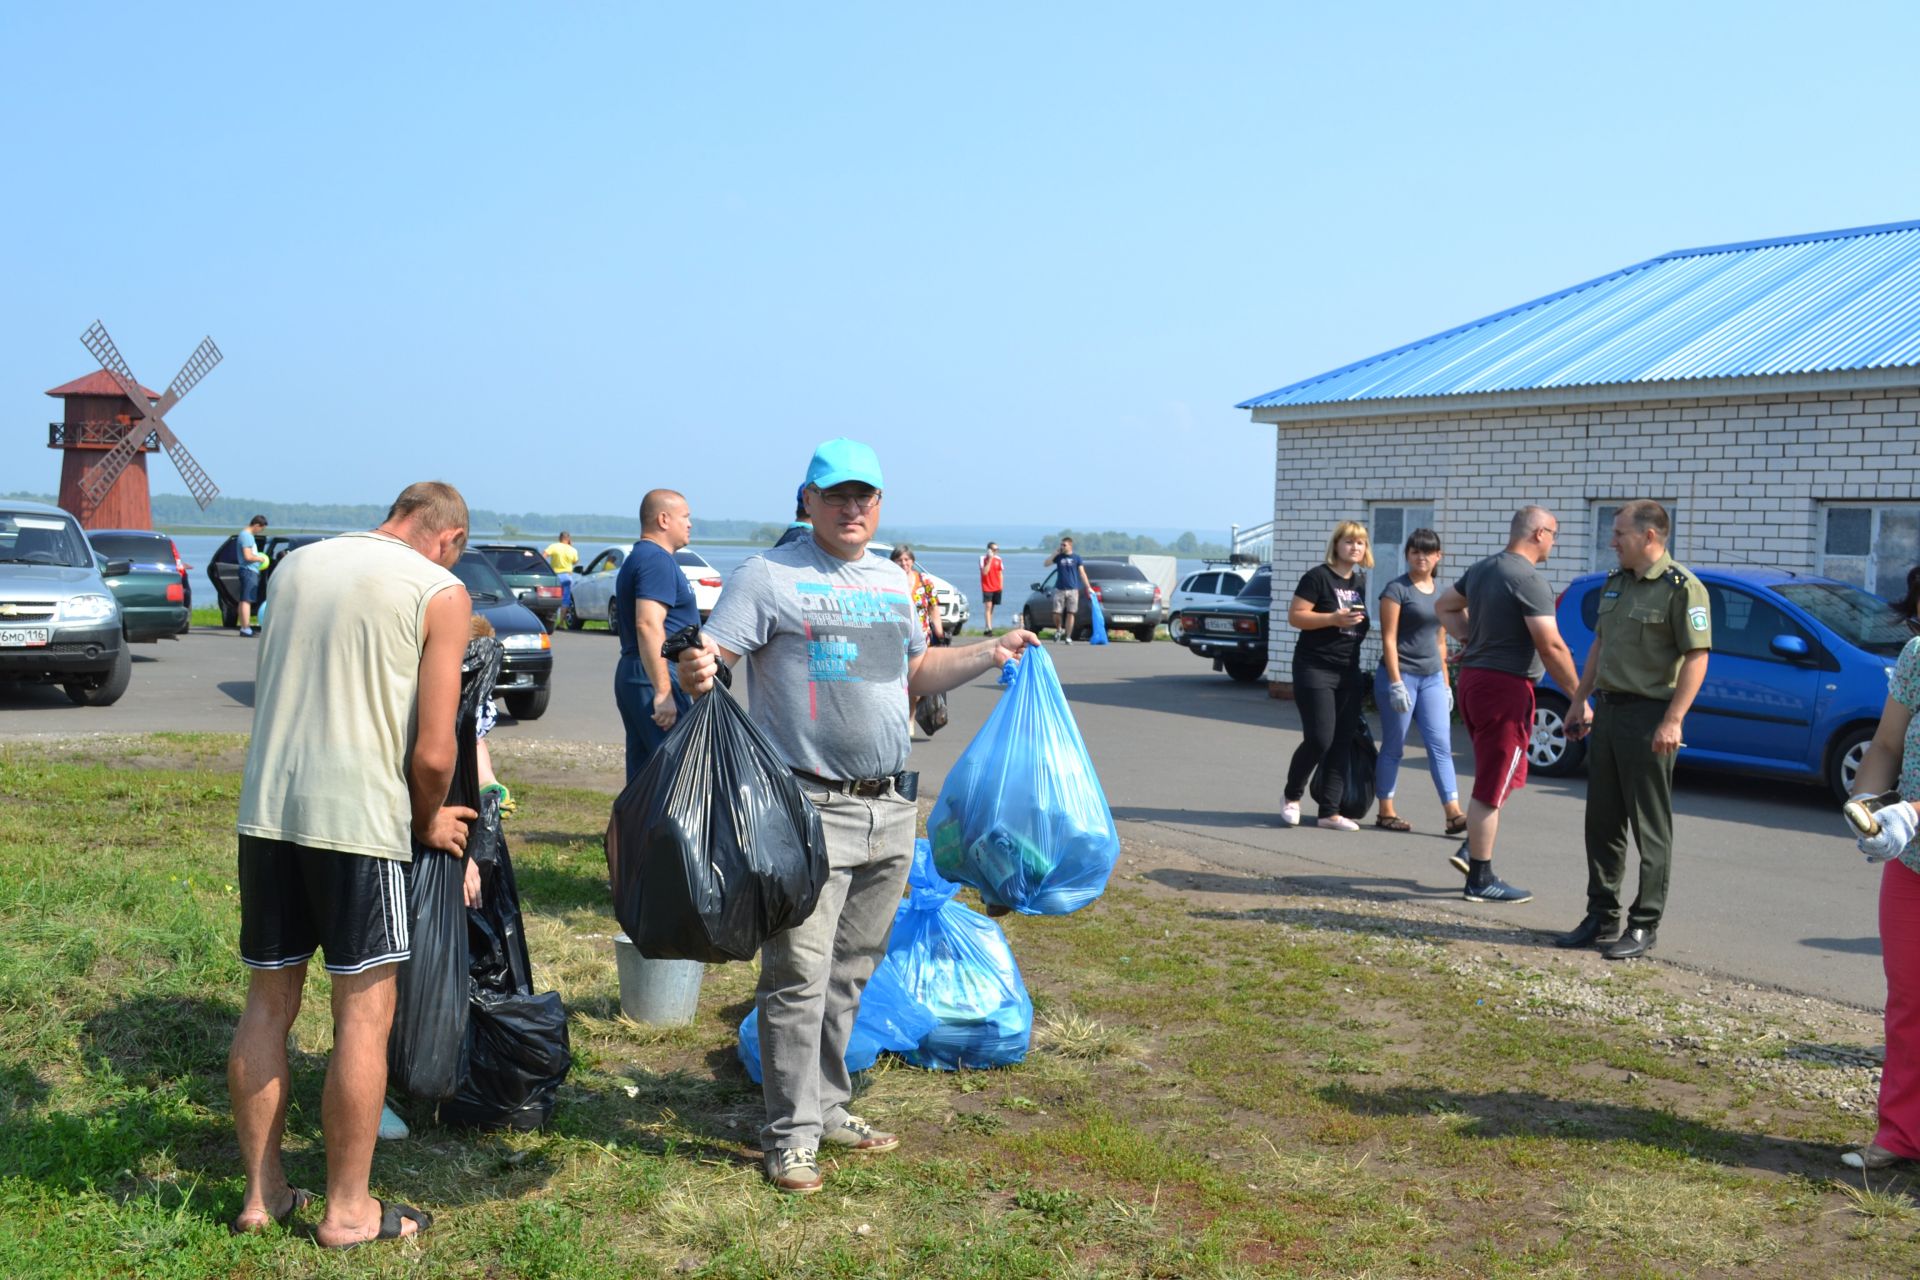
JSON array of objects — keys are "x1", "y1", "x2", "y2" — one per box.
[{"x1": 850, "y1": 778, "x2": 887, "y2": 798}]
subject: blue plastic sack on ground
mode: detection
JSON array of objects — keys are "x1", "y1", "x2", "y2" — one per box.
[
  {"x1": 927, "y1": 646, "x2": 1119, "y2": 914},
  {"x1": 737, "y1": 841, "x2": 1026, "y2": 1077},
  {"x1": 1086, "y1": 591, "x2": 1109, "y2": 645}
]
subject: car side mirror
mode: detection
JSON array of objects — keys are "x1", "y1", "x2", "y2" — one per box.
[
  {"x1": 103, "y1": 558, "x2": 132, "y2": 577},
  {"x1": 1769, "y1": 633, "x2": 1811, "y2": 659},
  {"x1": 1030, "y1": 582, "x2": 1043, "y2": 591}
]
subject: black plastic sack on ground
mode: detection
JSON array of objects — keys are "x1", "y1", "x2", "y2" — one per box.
[
  {"x1": 439, "y1": 986, "x2": 571, "y2": 1131},
  {"x1": 1312, "y1": 717, "x2": 1379, "y2": 821},
  {"x1": 388, "y1": 846, "x2": 470, "y2": 1099},
  {"x1": 387, "y1": 636, "x2": 500, "y2": 1099},
  {"x1": 607, "y1": 657, "x2": 827, "y2": 963}
]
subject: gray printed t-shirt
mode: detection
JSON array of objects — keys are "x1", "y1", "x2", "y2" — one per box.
[
  {"x1": 1379, "y1": 574, "x2": 1443, "y2": 677},
  {"x1": 1454, "y1": 551, "x2": 1557, "y2": 680},
  {"x1": 703, "y1": 538, "x2": 929, "y2": 780}
]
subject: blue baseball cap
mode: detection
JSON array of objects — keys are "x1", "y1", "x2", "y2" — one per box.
[{"x1": 804, "y1": 438, "x2": 885, "y2": 492}]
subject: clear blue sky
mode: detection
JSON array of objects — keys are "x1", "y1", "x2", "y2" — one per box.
[{"x1": 3, "y1": 2, "x2": 1917, "y2": 537}]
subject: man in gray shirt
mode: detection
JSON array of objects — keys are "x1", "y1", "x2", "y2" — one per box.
[
  {"x1": 676, "y1": 437, "x2": 1037, "y2": 1195},
  {"x1": 1435, "y1": 506, "x2": 1584, "y2": 905}
]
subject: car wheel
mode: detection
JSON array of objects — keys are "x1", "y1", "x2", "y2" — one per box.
[
  {"x1": 1528, "y1": 691, "x2": 1587, "y2": 777},
  {"x1": 1224, "y1": 658, "x2": 1266, "y2": 683},
  {"x1": 1132, "y1": 625, "x2": 1155, "y2": 643},
  {"x1": 505, "y1": 684, "x2": 551, "y2": 721},
  {"x1": 1828, "y1": 723, "x2": 1876, "y2": 802},
  {"x1": 1020, "y1": 607, "x2": 1038, "y2": 635},
  {"x1": 64, "y1": 645, "x2": 131, "y2": 707},
  {"x1": 562, "y1": 606, "x2": 584, "y2": 632}
]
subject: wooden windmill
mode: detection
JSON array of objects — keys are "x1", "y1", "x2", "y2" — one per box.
[{"x1": 46, "y1": 321, "x2": 222, "y2": 529}]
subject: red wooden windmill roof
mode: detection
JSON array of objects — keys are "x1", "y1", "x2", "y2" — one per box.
[{"x1": 45, "y1": 371, "x2": 159, "y2": 400}]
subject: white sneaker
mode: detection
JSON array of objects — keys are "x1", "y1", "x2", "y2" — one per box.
[
  {"x1": 1319, "y1": 814, "x2": 1360, "y2": 831},
  {"x1": 378, "y1": 1103, "x2": 410, "y2": 1140},
  {"x1": 1279, "y1": 801, "x2": 1300, "y2": 827}
]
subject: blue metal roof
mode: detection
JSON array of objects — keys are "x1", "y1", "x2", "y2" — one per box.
[{"x1": 1238, "y1": 219, "x2": 1920, "y2": 411}]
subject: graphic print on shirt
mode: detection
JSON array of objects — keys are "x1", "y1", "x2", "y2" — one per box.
[
  {"x1": 797, "y1": 580, "x2": 915, "y2": 688},
  {"x1": 1334, "y1": 584, "x2": 1364, "y2": 637}
]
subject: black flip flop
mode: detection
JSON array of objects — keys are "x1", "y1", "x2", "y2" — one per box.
[
  {"x1": 229, "y1": 1187, "x2": 316, "y2": 1236},
  {"x1": 320, "y1": 1198, "x2": 433, "y2": 1249}
]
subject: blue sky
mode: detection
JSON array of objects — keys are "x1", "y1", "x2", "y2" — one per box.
[{"x1": 3, "y1": 2, "x2": 1917, "y2": 536}]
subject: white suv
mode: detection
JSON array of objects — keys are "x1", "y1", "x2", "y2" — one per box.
[{"x1": 1168, "y1": 564, "x2": 1261, "y2": 645}]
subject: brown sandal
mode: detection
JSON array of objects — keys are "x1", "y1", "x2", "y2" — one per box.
[
  {"x1": 1374, "y1": 815, "x2": 1412, "y2": 832},
  {"x1": 1444, "y1": 814, "x2": 1468, "y2": 835}
]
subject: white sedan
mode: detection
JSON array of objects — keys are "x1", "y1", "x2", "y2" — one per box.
[{"x1": 563, "y1": 545, "x2": 723, "y2": 630}]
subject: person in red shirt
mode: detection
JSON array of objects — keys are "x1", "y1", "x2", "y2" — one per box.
[{"x1": 979, "y1": 541, "x2": 1005, "y2": 635}]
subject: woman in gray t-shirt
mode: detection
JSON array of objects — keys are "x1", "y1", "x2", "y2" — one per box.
[{"x1": 1373, "y1": 528, "x2": 1464, "y2": 833}]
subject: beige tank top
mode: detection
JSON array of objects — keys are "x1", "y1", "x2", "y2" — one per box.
[{"x1": 237, "y1": 531, "x2": 461, "y2": 860}]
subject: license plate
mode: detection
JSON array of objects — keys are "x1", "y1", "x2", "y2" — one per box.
[
  {"x1": 0, "y1": 627, "x2": 50, "y2": 647},
  {"x1": 1205, "y1": 618, "x2": 1236, "y2": 632},
  {"x1": 1109, "y1": 614, "x2": 1142, "y2": 624}
]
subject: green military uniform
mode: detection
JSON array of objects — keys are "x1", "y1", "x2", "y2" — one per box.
[{"x1": 1584, "y1": 551, "x2": 1712, "y2": 929}]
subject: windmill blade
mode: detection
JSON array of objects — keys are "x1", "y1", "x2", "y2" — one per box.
[
  {"x1": 154, "y1": 336, "x2": 223, "y2": 416},
  {"x1": 151, "y1": 421, "x2": 221, "y2": 509},
  {"x1": 79, "y1": 321, "x2": 155, "y2": 419},
  {"x1": 80, "y1": 423, "x2": 152, "y2": 509}
]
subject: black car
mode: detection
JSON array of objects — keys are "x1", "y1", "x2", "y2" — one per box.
[
  {"x1": 473, "y1": 543, "x2": 565, "y2": 631},
  {"x1": 207, "y1": 532, "x2": 327, "y2": 627},
  {"x1": 1176, "y1": 566, "x2": 1272, "y2": 682},
  {"x1": 452, "y1": 550, "x2": 554, "y2": 720}
]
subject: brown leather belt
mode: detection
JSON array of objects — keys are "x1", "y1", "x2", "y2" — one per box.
[{"x1": 793, "y1": 768, "x2": 896, "y2": 798}]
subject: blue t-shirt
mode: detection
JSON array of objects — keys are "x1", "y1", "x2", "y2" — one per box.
[
  {"x1": 613, "y1": 541, "x2": 700, "y2": 663},
  {"x1": 1051, "y1": 552, "x2": 1086, "y2": 591},
  {"x1": 237, "y1": 529, "x2": 259, "y2": 573}
]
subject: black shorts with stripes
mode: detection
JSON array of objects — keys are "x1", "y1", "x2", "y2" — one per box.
[{"x1": 237, "y1": 835, "x2": 412, "y2": 975}]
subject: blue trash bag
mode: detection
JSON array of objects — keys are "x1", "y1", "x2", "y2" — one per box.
[
  {"x1": 1086, "y1": 591, "x2": 1109, "y2": 645},
  {"x1": 737, "y1": 842, "x2": 1027, "y2": 1077},
  {"x1": 998, "y1": 658, "x2": 1018, "y2": 687},
  {"x1": 927, "y1": 647, "x2": 1119, "y2": 914}
]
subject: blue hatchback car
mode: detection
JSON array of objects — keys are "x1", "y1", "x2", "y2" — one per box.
[{"x1": 1531, "y1": 567, "x2": 1911, "y2": 800}]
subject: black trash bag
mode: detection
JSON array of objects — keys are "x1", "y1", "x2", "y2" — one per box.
[
  {"x1": 439, "y1": 988, "x2": 571, "y2": 1131},
  {"x1": 914, "y1": 691, "x2": 949, "y2": 736},
  {"x1": 607, "y1": 626, "x2": 827, "y2": 962},
  {"x1": 386, "y1": 636, "x2": 501, "y2": 1099},
  {"x1": 1312, "y1": 717, "x2": 1379, "y2": 822}
]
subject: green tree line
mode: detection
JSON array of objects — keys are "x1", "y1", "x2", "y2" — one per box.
[{"x1": 1042, "y1": 528, "x2": 1231, "y2": 558}]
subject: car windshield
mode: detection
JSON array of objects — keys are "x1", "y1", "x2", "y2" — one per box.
[
  {"x1": 88, "y1": 533, "x2": 174, "y2": 565},
  {"x1": 1775, "y1": 582, "x2": 1915, "y2": 657},
  {"x1": 452, "y1": 553, "x2": 510, "y2": 602},
  {"x1": 1086, "y1": 562, "x2": 1148, "y2": 583},
  {"x1": 674, "y1": 549, "x2": 712, "y2": 569},
  {"x1": 481, "y1": 547, "x2": 556, "y2": 579},
  {"x1": 0, "y1": 511, "x2": 92, "y2": 568},
  {"x1": 1236, "y1": 569, "x2": 1273, "y2": 603}
]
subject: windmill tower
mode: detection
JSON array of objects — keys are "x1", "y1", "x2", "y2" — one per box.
[{"x1": 46, "y1": 321, "x2": 223, "y2": 529}]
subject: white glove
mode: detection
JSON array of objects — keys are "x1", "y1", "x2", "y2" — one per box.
[
  {"x1": 1388, "y1": 681, "x2": 1413, "y2": 714},
  {"x1": 1857, "y1": 799, "x2": 1919, "y2": 863},
  {"x1": 1445, "y1": 685, "x2": 1455, "y2": 713}
]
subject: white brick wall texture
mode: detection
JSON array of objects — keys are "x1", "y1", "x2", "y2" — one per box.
[{"x1": 1261, "y1": 384, "x2": 1920, "y2": 684}]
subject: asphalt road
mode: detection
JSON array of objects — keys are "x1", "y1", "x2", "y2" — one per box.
[{"x1": 0, "y1": 625, "x2": 1885, "y2": 1009}]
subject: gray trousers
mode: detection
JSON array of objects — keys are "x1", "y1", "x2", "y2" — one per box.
[{"x1": 757, "y1": 780, "x2": 915, "y2": 1153}]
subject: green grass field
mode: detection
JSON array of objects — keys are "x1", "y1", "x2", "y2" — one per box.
[{"x1": 0, "y1": 736, "x2": 1912, "y2": 1277}]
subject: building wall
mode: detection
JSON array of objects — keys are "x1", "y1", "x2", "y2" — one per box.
[{"x1": 1262, "y1": 383, "x2": 1920, "y2": 682}]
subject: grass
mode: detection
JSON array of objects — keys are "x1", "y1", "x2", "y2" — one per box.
[{"x1": 0, "y1": 735, "x2": 1912, "y2": 1277}]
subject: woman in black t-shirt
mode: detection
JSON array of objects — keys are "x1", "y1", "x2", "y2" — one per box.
[{"x1": 1282, "y1": 521, "x2": 1372, "y2": 829}]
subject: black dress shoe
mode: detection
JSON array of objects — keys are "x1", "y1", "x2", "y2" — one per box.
[
  {"x1": 1553, "y1": 914, "x2": 1620, "y2": 949},
  {"x1": 1604, "y1": 926, "x2": 1657, "y2": 960}
]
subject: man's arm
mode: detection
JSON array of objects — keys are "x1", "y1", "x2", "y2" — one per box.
[
  {"x1": 908, "y1": 629, "x2": 1038, "y2": 696},
  {"x1": 635, "y1": 597, "x2": 677, "y2": 728},
  {"x1": 1564, "y1": 632, "x2": 1603, "y2": 738},
  {"x1": 1524, "y1": 613, "x2": 1583, "y2": 700},
  {"x1": 411, "y1": 585, "x2": 477, "y2": 854},
  {"x1": 1434, "y1": 586, "x2": 1470, "y2": 643},
  {"x1": 1653, "y1": 649, "x2": 1709, "y2": 755}
]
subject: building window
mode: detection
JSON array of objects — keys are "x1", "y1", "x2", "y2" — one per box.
[
  {"x1": 1593, "y1": 502, "x2": 1679, "y2": 571},
  {"x1": 1820, "y1": 503, "x2": 1920, "y2": 599},
  {"x1": 1367, "y1": 502, "x2": 1436, "y2": 610}
]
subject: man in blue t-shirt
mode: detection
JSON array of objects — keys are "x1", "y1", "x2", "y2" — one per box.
[
  {"x1": 613, "y1": 489, "x2": 700, "y2": 781},
  {"x1": 236, "y1": 514, "x2": 269, "y2": 636},
  {"x1": 1048, "y1": 537, "x2": 1092, "y2": 644}
]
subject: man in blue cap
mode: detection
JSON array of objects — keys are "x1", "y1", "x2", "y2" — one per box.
[{"x1": 675, "y1": 438, "x2": 1038, "y2": 1195}]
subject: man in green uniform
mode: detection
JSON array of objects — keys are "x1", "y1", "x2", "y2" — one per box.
[{"x1": 1556, "y1": 500, "x2": 1711, "y2": 959}]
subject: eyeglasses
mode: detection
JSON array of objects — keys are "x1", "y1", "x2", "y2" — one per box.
[{"x1": 814, "y1": 488, "x2": 881, "y2": 511}]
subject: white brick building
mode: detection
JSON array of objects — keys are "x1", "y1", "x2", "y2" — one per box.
[{"x1": 1239, "y1": 221, "x2": 1920, "y2": 685}]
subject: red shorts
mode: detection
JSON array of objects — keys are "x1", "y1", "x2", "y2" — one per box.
[{"x1": 1458, "y1": 667, "x2": 1535, "y2": 809}]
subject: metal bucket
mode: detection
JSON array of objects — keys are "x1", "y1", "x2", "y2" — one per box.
[{"x1": 613, "y1": 934, "x2": 704, "y2": 1025}]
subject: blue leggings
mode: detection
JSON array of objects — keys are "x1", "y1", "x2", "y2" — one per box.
[{"x1": 1373, "y1": 666, "x2": 1459, "y2": 805}]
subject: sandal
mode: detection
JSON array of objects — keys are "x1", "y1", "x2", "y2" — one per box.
[
  {"x1": 229, "y1": 1187, "x2": 316, "y2": 1236},
  {"x1": 1444, "y1": 814, "x2": 1468, "y2": 836},
  {"x1": 1374, "y1": 815, "x2": 1412, "y2": 832},
  {"x1": 319, "y1": 1199, "x2": 433, "y2": 1249}
]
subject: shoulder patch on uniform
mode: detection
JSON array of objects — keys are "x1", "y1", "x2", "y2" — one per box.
[{"x1": 1688, "y1": 605, "x2": 1708, "y2": 632}]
